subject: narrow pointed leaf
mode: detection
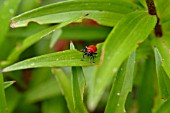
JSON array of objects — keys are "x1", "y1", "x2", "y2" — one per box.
[
  {"x1": 5, "y1": 17, "x2": 82, "y2": 66},
  {"x1": 72, "y1": 67, "x2": 87, "y2": 113},
  {"x1": 0, "y1": 69, "x2": 8, "y2": 113},
  {"x1": 53, "y1": 68, "x2": 75, "y2": 113},
  {"x1": 4, "y1": 81, "x2": 16, "y2": 89},
  {"x1": 154, "y1": 47, "x2": 170, "y2": 99},
  {"x1": 50, "y1": 29, "x2": 62, "y2": 48},
  {"x1": 0, "y1": 0, "x2": 21, "y2": 45},
  {"x1": 2, "y1": 50, "x2": 100, "y2": 72},
  {"x1": 151, "y1": 36, "x2": 170, "y2": 78},
  {"x1": 105, "y1": 51, "x2": 135, "y2": 113},
  {"x1": 88, "y1": 11, "x2": 157, "y2": 109},
  {"x1": 11, "y1": 0, "x2": 138, "y2": 27},
  {"x1": 137, "y1": 58, "x2": 155, "y2": 113}
]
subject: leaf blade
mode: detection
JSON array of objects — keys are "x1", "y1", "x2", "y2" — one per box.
[
  {"x1": 72, "y1": 67, "x2": 87, "y2": 113},
  {"x1": 53, "y1": 68, "x2": 75, "y2": 113},
  {"x1": 151, "y1": 36, "x2": 170, "y2": 78},
  {"x1": 0, "y1": 69, "x2": 8, "y2": 113},
  {"x1": 4, "y1": 17, "x2": 83, "y2": 66},
  {"x1": 11, "y1": 0, "x2": 138, "y2": 27},
  {"x1": 0, "y1": 0, "x2": 21, "y2": 45},
  {"x1": 104, "y1": 51, "x2": 136, "y2": 113},
  {"x1": 88, "y1": 11, "x2": 157, "y2": 109},
  {"x1": 4, "y1": 81, "x2": 16, "y2": 89},
  {"x1": 2, "y1": 50, "x2": 99, "y2": 72},
  {"x1": 154, "y1": 47, "x2": 170, "y2": 99}
]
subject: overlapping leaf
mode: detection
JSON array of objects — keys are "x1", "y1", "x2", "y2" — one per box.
[
  {"x1": 53, "y1": 68, "x2": 75, "y2": 113},
  {"x1": 72, "y1": 67, "x2": 88, "y2": 113},
  {"x1": 137, "y1": 58, "x2": 155, "y2": 113},
  {"x1": 11, "y1": 0, "x2": 138, "y2": 27},
  {"x1": 105, "y1": 51, "x2": 135, "y2": 113},
  {"x1": 154, "y1": 47, "x2": 170, "y2": 99},
  {"x1": 0, "y1": 0, "x2": 20, "y2": 46},
  {"x1": 151, "y1": 36, "x2": 170, "y2": 78},
  {"x1": 3, "y1": 17, "x2": 82, "y2": 66},
  {"x1": 88, "y1": 11, "x2": 157, "y2": 110},
  {"x1": 4, "y1": 81, "x2": 15, "y2": 89},
  {"x1": 0, "y1": 69, "x2": 8, "y2": 113},
  {"x1": 2, "y1": 50, "x2": 99, "y2": 72}
]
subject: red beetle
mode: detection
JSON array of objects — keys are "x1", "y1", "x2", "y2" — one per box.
[{"x1": 80, "y1": 45, "x2": 97, "y2": 63}]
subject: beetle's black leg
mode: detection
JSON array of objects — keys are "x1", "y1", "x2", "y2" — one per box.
[
  {"x1": 92, "y1": 55, "x2": 95, "y2": 63},
  {"x1": 81, "y1": 53, "x2": 86, "y2": 61},
  {"x1": 89, "y1": 54, "x2": 95, "y2": 63}
]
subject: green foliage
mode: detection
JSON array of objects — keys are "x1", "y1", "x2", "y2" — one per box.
[
  {"x1": 105, "y1": 51, "x2": 135, "y2": 113},
  {"x1": 0, "y1": 71, "x2": 8, "y2": 113},
  {"x1": 88, "y1": 11, "x2": 156, "y2": 109},
  {"x1": 0, "y1": 0, "x2": 170, "y2": 113},
  {"x1": 154, "y1": 47, "x2": 170, "y2": 100}
]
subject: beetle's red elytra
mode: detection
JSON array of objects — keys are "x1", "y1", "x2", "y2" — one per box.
[
  {"x1": 87, "y1": 45, "x2": 97, "y2": 53},
  {"x1": 80, "y1": 45, "x2": 97, "y2": 63}
]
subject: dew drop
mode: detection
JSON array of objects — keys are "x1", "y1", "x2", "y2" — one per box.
[
  {"x1": 117, "y1": 104, "x2": 120, "y2": 107},
  {"x1": 113, "y1": 68, "x2": 118, "y2": 73},
  {"x1": 117, "y1": 92, "x2": 120, "y2": 96},
  {"x1": 9, "y1": 9, "x2": 14, "y2": 14},
  {"x1": 31, "y1": 63, "x2": 35, "y2": 66}
]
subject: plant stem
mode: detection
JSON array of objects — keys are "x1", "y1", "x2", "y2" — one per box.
[
  {"x1": 146, "y1": 0, "x2": 163, "y2": 37},
  {"x1": 0, "y1": 70, "x2": 8, "y2": 113}
]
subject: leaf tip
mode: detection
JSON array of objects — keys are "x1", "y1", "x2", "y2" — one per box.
[
  {"x1": 70, "y1": 41, "x2": 75, "y2": 50},
  {"x1": 10, "y1": 20, "x2": 16, "y2": 28},
  {"x1": 12, "y1": 80, "x2": 16, "y2": 84}
]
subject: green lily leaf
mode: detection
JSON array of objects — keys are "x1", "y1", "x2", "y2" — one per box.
[
  {"x1": 105, "y1": 51, "x2": 135, "y2": 113},
  {"x1": 0, "y1": 0, "x2": 21, "y2": 46},
  {"x1": 50, "y1": 29, "x2": 62, "y2": 48},
  {"x1": 11, "y1": 0, "x2": 138, "y2": 27},
  {"x1": 2, "y1": 49, "x2": 100, "y2": 73},
  {"x1": 4, "y1": 81, "x2": 16, "y2": 89},
  {"x1": 151, "y1": 35, "x2": 170, "y2": 78},
  {"x1": 154, "y1": 47, "x2": 170, "y2": 99},
  {"x1": 0, "y1": 69, "x2": 8, "y2": 113},
  {"x1": 155, "y1": 0, "x2": 170, "y2": 23},
  {"x1": 53, "y1": 68, "x2": 75, "y2": 113},
  {"x1": 72, "y1": 67, "x2": 88, "y2": 113},
  {"x1": 88, "y1": 11, "x2": 157, "y2": 110},
  {"x1": 3, "y1": 17, "x2": 83, "y2": 66},
  {"x1": 137, "y1": 58, "x2": 155, "y2": 113}
]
